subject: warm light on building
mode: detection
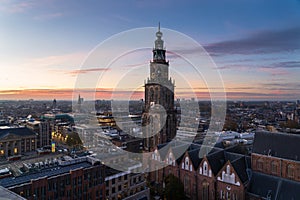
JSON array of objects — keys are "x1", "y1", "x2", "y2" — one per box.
[{"x1": 51, "y1": 142, "x2": 55, "y2": 153}]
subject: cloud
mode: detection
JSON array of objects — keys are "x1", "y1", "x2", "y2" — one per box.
[
  {"x1": 259, "y1": 82, "x2": 300, "y2": 90},
  {"x1": 0, "y1": 88, "x2": 143, "y2": 100},
  {"x1": 204, "y1": 26, "x2": 300, "y2": 55},
  {"x1": 33, "y1": 12, "x2": 64, "y2": 21},
  {"x1": 67, "y1": 68, "x2": 110, "y2": 76},
  {"x1": 1, "y1": 86, "x2": 299, "y2": 101},
  {"x1": 0, "y1": 0, "x2": 36, "y2": 13},
  {"x1": 217, "y1": 62, "x2": 299, "y2": 76},
  {"x1": 272, "y1": 61, "x2": 300, "y2": 69},
  {"x1": 257, "y1": 68, "x2": 289, "y2": 76}
]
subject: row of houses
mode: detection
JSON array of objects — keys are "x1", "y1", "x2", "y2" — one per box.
[
  {"x1": 149, "y1": 141, "x2": 250, "y2": 200},
  {"x1": 149, "y1": 131, "x2": 300, "y2": 200}
]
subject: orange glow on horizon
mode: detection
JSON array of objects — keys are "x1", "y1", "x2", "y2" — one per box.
[{"x1": 0, "y1": 87, "x2": 296, "y2": 101}]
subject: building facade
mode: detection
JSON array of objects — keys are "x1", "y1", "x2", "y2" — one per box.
[
  {"x1": 26, "y1": 121, "x2": 51, "y2": 148},
  {"x1": 149, "y1": 142, "x2": 250, "y2": 200},
  {"x1": 0, "y1": 156, "x2": 105, "y2": 200},
  {"x1": 143, "y1": 25, "x2": 176, "y2": 151},
  {"x1": 247, "y1": 131, "x2": 300, "y2": 199},
  {"x1": 105, "y1": 167, "x2": 149, "y2": 200},
  {"x1": 0, "y1": 127, "x2": 37, "y2": 158}
]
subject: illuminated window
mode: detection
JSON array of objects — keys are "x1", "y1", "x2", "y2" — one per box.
[
  {"x1": 0, "y1": 150, "x2": 4, "y2": 155},
  {"x1": 14, "y1": 148, "x2": 18, "y2": 154}
]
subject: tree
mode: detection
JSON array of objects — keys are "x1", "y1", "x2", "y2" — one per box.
[
  {"x1": 280, "y1": 120, "x2": 300, "y2": 129},
  {"x1": 66, "y1": 132, "x2": 82, "y2": 147},
  {"x1": 164, "y1": 174, "x2": 185, "y2": 200}
]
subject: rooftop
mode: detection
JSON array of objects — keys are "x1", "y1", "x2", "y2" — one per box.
[
  {"x1": 0, "y1": 186, "x2": 26, "y2": 199},
  {"x1": 0, "y1": 127, "x2": 37, "y2": 139},
  {"x1": 253, "y1": 131, "x2": 300, "y2": 161},
  {"x1": 0, "y1": 156, "x2": 99, "y2": 188}
]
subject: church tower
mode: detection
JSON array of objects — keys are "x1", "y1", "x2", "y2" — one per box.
[{"x1": 143, "y1": 24, "x2": 176, "y2": 151}]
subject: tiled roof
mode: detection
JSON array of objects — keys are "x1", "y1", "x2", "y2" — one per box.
[
  {"x1": 253, "y1": 131, "x2": 300, "y2": 161},
  {"x1": 248, "y1": 172, "x2": 300, "y2": 200},
  {"x1": 0, "y1": 162, "x2": 92, "y2": 188},
  {"x1": 231, "y1": 157, "x2": 249, "y2": 184}
]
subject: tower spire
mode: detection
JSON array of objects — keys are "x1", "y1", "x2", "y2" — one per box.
[
  {"x1": 155, "y1": 23, "x2": 163, "y2": 50},
  {"x1": 158, "y1": 22, "x2": 160, "y2": 32}
]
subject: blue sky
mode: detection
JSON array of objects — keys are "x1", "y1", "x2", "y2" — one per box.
[{"x1": 0, "y1": 0, "x2": 300, "y2": 100}]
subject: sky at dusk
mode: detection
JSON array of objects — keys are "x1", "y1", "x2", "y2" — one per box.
[{"x1": 1, "y1": 0, "x2": 300, "y2": 100}]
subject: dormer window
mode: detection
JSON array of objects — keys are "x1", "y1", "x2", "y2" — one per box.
[{"x1": 169, "y1": 152, "x2": 173, "y2": 166}]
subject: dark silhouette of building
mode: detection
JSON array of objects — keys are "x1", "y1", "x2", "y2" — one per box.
[{"x1": 143, "y1": 24, "x2": 176, "y2": 151}]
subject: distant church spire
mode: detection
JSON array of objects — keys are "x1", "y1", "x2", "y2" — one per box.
[{"x1": 78, "y1": 94, "x2": 81, "y2": 105}]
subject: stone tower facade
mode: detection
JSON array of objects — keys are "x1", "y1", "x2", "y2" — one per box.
[{"x1": 143, "y1": 24, "x2": 176, "y2": 151}]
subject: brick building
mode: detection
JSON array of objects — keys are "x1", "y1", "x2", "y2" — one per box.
[
  {"x1": 247, "y1": 131, "x2": 300, "y2": 199},
  {"x1": 0, "y1": 156, "x2": 105, "y2": 200},
  {"x1": 149, "y1": 141, "x2": 250, "y2": 200},
  {"x1": 105, "y1": 165, "x2": 149, "y2": 200},
  {"x1": 0, "y1": 126, "x2": 37, "y2": 158}
]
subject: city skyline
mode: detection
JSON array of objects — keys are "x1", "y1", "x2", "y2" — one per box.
[{"x1": 1, "y1": 0, "x2": 300, "y2": 100}]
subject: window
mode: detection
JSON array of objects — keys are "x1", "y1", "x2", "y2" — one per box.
[
  {"x1": 202, "y1": 181, "x2": 209, "y2": 200},
  {"x1": 287, "y1": 164, "x2": 294, "y2": 179},
  {"x1": 185, "y1": 157, "x2": 189, "y2": 170},
  {"x1": 271, "y1": 161, "x2": 277, "y2": 174},
  {"x1": 184, "y1": 176, "x2": 190, "y2": 194},
  {"x1": 257, "y1": 159, "x2": 263, "y2": 171},
  {"x1": 203, "y1": 161, "x2": 208, "y2": 176},
  {"x1": 220, "y1": 190, "x2": 224, "y2": 200},
  {"x1": 232, "y1": 193, "x2": 238, "y2": 200},
  {"x1": 226, "y1": 191, "x2": 231, "y2": 200}
]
